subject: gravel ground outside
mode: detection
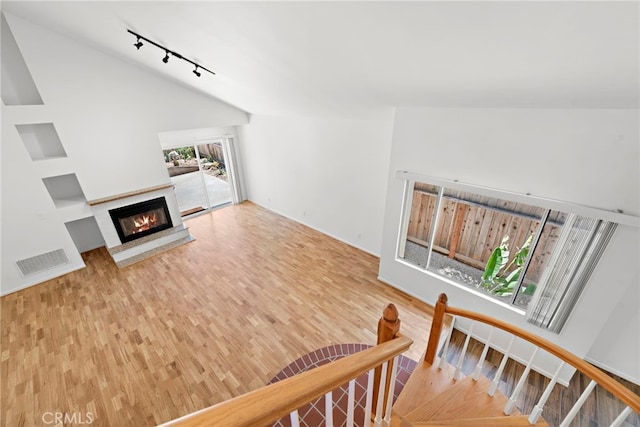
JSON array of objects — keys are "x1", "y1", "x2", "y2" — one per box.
[{"x1": 403, "y1": 241, "x2": 531, "y2": 308}]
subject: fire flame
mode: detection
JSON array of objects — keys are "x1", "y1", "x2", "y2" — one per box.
[{"x1": 132, "y1": 213, "x2": 157, "y2": 233}]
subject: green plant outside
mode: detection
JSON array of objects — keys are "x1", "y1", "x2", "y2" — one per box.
[
  {"x1": 480, "y1": 234, "x2": 536, "y2": 297},
  {"x1": 163, "y1": 147, "x2": 195, "y2": 161}
]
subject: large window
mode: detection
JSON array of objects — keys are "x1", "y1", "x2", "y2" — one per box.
[{"x1": 397, "y1": 178, "x2": 618, "y2": 332}]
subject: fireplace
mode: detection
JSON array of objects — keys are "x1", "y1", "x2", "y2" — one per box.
[{"x1": 109, "y1": 197, "x2": 173, "y2": 243}]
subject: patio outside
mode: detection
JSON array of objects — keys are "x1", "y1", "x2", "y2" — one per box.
[
  {"x1": 170, "y1": 171, "x2": 231, "y2": 216},
  {"x1": 164, "y1": 144, "x2": 232, "y2": 216}
]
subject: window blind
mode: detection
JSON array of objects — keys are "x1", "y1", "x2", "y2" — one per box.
[{"x1": 526, "y1": 214, "x2": 617, "y2": 333}]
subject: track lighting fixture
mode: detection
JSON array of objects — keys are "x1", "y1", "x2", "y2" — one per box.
[{"x1": 127, "y1": 29, "x2": 215, "y2": 77}]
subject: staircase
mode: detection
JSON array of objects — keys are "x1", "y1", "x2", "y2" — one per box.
[
  {"x1": 159, "y1": 293, "x2": 640, "y2": 427},
  {"x1": 390, "y1": 355, "x2": 546, "y2": 426}
]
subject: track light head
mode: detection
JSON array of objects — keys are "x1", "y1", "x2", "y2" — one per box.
[
  {"x1": 134, "y1": 36, "x2": 143, "y2": 50},
  {"x1": 193, "y1": 66, "x2": 201, "y2": 77},
  {"x1": 162, "y1": 51, "x2": 170, "y2": 63}
]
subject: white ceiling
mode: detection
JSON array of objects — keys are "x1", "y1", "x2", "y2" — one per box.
[{"x1": 2, "y1": 1, "x2": 639, "y2": 119}]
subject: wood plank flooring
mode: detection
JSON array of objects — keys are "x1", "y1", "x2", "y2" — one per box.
[{"x1": 1, "y1": 202, "x2": 435, "y2": 427}]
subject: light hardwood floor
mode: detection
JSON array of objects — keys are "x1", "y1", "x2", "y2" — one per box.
[{"x1": 1, "y1": 202, "x2": 436, "y2": 427}]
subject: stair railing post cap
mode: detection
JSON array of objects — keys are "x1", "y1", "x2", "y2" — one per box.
[{"x1": 382, "y1": 303, "x2": 399, "y2": 323}]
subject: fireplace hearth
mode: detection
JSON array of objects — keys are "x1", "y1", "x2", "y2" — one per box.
[{"x1": 109, "y1": 197, "x2": 173, "y2": 243}]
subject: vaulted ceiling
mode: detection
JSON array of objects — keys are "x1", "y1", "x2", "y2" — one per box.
[{"x1": 2, "y1": 1, "x2": 638, "y2": 119}]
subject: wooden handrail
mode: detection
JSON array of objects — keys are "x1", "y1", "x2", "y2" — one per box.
[
  {"x1": 443, "y1": 305, "x2": 640, "y2": 414},
  {"x1": 160, "y1": 335, "x2": 413, "y2": 427}
]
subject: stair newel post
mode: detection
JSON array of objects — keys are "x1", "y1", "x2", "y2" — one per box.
[
  {"x1": 425, "y1": 293, "x2": 448, "y2": 364},
  {"x1": 372, "y1": 303, "x2": 401, "y2": 421}
]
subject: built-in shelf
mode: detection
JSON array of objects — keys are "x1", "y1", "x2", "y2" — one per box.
[
  {"x1": 16, "y1": 123, "x2": 67, "y2": 161},
  {"x1": 65, "y1": 216, "x2": 105, "y2": 253},
  {"x1": 42, "y1": 173, "x2": 87, "y2": 208},
  {"x1": 1, "y1": 14, "x2": 43, "y2": 106}
]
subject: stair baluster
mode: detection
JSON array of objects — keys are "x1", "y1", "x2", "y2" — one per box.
[
  {"x1": 472, "y1": 327, "x2": 493, "y2": 380},
  {"x1": 454, "y1": 322, "x2": 474, "y2": 380},
  {"x1": 488, "y1": 334, "x2": 515, "y2": 396},
  {"x1": 528, "y1": 362, "x2": 564, "y2": 424},
  {"x1": 374, "y1": 361, "x2": 388, "y2": 427},
  {"x1": 437, "y1": 316, "x2": 455, "y2": 370},
  {"x1": 289, "y1": 409, "x2": 300, "y2": 427},
  {"x1": 324, "y1": 391, "x2": 333, "y2": 427},
  {"x1": 559, "y1": 379, "x2": 597, "y2": 427},
  {"x1": 346, "y1": 379, "x2": 356, "y2": 426},
  {"x1": 364, "y1": 369, "x2": 375, "y2": 427},
  {"x1": 610, "y1": 406, "x2": 633, "y2": 427},
  {"x1": 383, "y1": 356, "x2": 400, "y2": 426},
  {"x1": 504, "y1": 347, "x2": 539, "y2": 414}
]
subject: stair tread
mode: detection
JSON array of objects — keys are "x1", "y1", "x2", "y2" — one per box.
[
  {"x1": 390, "y1": 414, "x2": 406, "y2": 427},
  {"x1": 404, "y1": 375, "x2": 518, "y2": 422},
  {"x1": 392, "y1": 358, "x2": 460, "y2": 417},
  {"x1": 409, "y1": 415, "x2": 548, "y2": 426}
]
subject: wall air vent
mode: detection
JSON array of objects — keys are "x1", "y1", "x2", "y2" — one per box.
[{"x1": 16, "y1": 249, "x2": 69, "y2": 276}]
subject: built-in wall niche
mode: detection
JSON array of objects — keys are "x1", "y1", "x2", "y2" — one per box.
[
  {"x1": 16, "y1": 123, "x2": 67, "y2": 161},
  {"x1": 42, "y1": 173, "x2": 87, "y2": 208},
  {"x1": 1, "y1": 14, "x2": 43, "y2": 106},
  {"x1": 64, "y1": 216, "x2": 105, "y2": 253}
]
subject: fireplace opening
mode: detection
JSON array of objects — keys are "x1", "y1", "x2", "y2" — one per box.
[{"x1": 109, "y1": 197, "x2": 173, "y2": 243}]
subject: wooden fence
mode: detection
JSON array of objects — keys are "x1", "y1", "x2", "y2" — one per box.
[
  {"x1": 196, "y1": 143, "x2": 225, "y2": 164},
  {"x1": 407, "y1": 187, "x2": 564, "y2": 283}
]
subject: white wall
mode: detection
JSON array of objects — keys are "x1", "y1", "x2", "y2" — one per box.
[
  {"x1": 1, "y1": 13, "x2": 248, "y2": 295},
  {"x1": 158, "y1": 127, "x2": 238, "y2": 150},
  {"x1": 586, "y1": 272, "x2": 640, "y2": 383},
  {"x1": 379, "y1": 107, "x2": 639, "y2": 383},
  {"x1": 238, "y1": 114, "x2": 393, "y2": 255}
]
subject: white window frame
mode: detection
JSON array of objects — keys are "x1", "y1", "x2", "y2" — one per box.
[{"x1": 395, "y1": 171, "x2": 638, "y2": 330}]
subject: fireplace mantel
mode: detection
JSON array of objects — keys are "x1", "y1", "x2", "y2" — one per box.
[{"x1": 87, "y1": 184, "x2": 174, "y2": 206}]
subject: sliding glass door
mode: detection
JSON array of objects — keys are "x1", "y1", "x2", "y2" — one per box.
[{"x1": 163, "y1": 138, "x2": 236, "y2": 217}]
